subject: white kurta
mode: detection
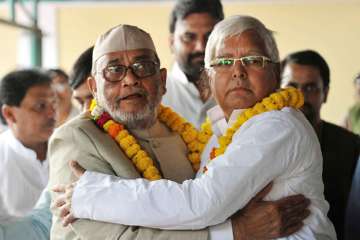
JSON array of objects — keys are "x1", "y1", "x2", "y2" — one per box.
[
  {"x1": 0, "y1": 130, "x2": 48, "y2": 221},
  {"x1": 72, "y1": 107, "x2": 336, "y2": 239},
  {"x1": 162, "y1": 63, "x2": 216, "y2": 128}
]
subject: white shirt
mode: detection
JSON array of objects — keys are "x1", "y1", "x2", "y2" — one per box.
[
  {"x1": 73, "y1": 107, "x2": 337, "y2": 239},
  {"x1": 0, "y1": 130, "x2": 48, "y2": 221},
  {"x1": 162, "y1": 63, "x2": 216, "y2": 128}
]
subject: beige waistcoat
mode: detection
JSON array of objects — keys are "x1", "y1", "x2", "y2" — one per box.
[{"x1": 48, "y1": 112, "x2": 208, "y2": 240}]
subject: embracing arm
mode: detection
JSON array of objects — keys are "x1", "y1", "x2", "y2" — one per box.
[
  {"x1": 73, "y1": 116, "x2": 296, "y2": 229},
  {"x1": 49, "y1": 122, "x2": 209, "y2": 240}
]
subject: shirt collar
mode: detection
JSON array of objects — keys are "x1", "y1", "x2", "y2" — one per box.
[
  {"x1": 207, "y1": 105, "x2": 245, "y2": 136},
  {"x1": 4, "y1": 129, "x2": 39, "y2": 162}
]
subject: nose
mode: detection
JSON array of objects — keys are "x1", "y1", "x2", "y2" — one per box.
[
  {"x1": 232, "y1": 60, "x2": 247, "y2": 80},
  {"x1": 46, "y1": 102, "x2": 57, "y2": 120},
  {"x1": 194, "y1": 37, "x2": 207, "y2": 52},
  {"x1": 121, "y1": 68, "x2": 141, "y2": 87}
]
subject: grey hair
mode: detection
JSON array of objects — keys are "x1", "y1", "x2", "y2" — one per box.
[{"x1": 204, "y1": 15, "x2": 279, "y2": 68}]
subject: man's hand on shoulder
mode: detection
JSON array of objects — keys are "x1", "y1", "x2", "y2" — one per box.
[{"x1": 231, "y1": 183, "x2": 310, "y2": 240}]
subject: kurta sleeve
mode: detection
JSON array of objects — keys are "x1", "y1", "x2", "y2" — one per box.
[{"x1": 72, "y1": 113, "x2": 297, "y2": 229}]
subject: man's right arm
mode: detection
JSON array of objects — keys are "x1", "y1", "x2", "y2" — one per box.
[{"x1": 49, "y1": 123, "x2": 208, "y2": 240}]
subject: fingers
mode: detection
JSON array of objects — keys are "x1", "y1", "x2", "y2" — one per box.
[
  {"x1": 51, "y1": 196, "x2": 66, "y2": 209},
  {"x1": 52, "y1": 184, "x2": 66, "y2": 193},
  {"x1": 59, "y1": 202, "x2": 71, "y2": 218},
  {"x1": 278, "y1": 194, "x2": 308, "y2": 207},
  {"x1": 279, "y1": 221, "x2": 304, "y2": 237},
  {"x1": 62, "y1": 212, "x2": 77, "y2": 227},
  {"x1": 69, "y1": 160, "x2": 86, "y2": 178}
]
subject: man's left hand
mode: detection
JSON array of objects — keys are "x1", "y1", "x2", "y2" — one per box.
[{"x1": 51, "y1": 160, "x2": 86, "y2": 226}]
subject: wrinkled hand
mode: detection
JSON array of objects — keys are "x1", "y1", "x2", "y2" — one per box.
[
  {"x1": 232, "y1": 183, "x2": 310, "y2": 240},
  {"x1": 51, "y1": 160, "x2": 86, "y2": 227}
]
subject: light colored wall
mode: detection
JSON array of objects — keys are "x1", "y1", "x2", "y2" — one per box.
[
  {"x1": 1, "y1": 1, "x2": 360, "y2": 125},
  {"x1": 0, "y1": 8, "x2": 20, "y2": 77}
]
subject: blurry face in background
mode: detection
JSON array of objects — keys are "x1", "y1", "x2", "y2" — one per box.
[
  {"x1": 73, "y1": 80, "x2": 93, "y2": 112},
  {"x1": 170, "y1": 13, "x2": 218, "y2": 81},
  {"x1": 281, "y1": 63, "x2": 328, "y2": 126},
  {"x1": 52, "y1": 74, "x2": 72, "y2": 104},
  {"x1": 4, "y1": 84, "x2": 57, "y2": 145}
]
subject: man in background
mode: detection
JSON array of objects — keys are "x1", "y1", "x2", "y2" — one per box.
[
  {"x1": 0, "y1": 70, "x2": 56, "y2": 221},
  {"x1": 46, "y1": 69, "x2": 79, "y2": 126},
  {"x1": 344, "y1": 73, "x2": 360, "y2": 134},
  {"x1": 0, "y1": 46, "x2": 94, "y2": 240},
  {"x1": 281, "y1": 49, "x2": 360, "y2": 239},
  {"x1": 162, "y1": 0, "x2": 223, "y2": 128},
  {"x1": 68, "y1": 46, "x2": 94, "y2": 112}
]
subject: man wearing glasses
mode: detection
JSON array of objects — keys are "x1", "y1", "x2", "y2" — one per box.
[
  {"x1": 48, "y1": 24, "x2": 313, "y2": 240},
  {"x1": 53, "y1": 17, "x2": 336, "y2": 239},
  {"x1": 281, "y1": 50, "x2": 360, "y2": 239}
]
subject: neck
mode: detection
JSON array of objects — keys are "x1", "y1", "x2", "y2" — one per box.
[
  {"x1": 22, "y1": 140, "x2": 48, "y2": 161},
  {"x1": 186, "y1": 74, "x2": 210, "y2": 103},
  {"x1": 127, "y1": 116, "x2": 157, "y2": 130},
  {"x1": 312, "y1": 117, "x2": 323, "y2": 137}
]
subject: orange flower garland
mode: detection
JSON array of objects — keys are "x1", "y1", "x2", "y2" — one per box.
[
  {"x1": 90, "y1": 87, "x2": 303, "y2": 179},
  {"x1": 90, "y1": 101, "x2": 210, "y2": 180}
]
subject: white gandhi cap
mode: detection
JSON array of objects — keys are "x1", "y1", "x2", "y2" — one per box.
[{"x1": 92, "y1": 24, "x2": 157, "y2": 74}]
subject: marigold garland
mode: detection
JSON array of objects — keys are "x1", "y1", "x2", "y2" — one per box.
[
  {"x1": 90, "y1": 102, "x2": 208, "y2": 180},
  {"x1": 89, "y1": 87, "x2": 303, "y2": 179},
  {"x1": 201, "y1": 87, "x2": 304, "y2": 172}
]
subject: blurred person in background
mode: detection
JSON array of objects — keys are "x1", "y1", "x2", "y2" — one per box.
[
  {"x1": 344, "y1": 73, "x2": 360, "y2": 135},
  {"x1": 0, "y1": 69, "x2": 56, "y2": 221},
  {"x1": 46, "y1": 69, "x2": 79, "y2": 126},
  {"x1": 0, "y1": 46, "x2": 94, "y2": 240},
  {"x1": 0, "y1": 103, "x2": 7, "y2": 133},
  {"x1": 69, "y1": 46, "x2": 94, "y2": 112},
  {"x1": 162, "y1": 0, "x2": 223, "y2": 128},
  {"x1": 281, "y1": 49, "x2": 360, "y2": 239}
]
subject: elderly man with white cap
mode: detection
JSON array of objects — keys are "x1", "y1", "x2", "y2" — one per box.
[
  {"x1": 49, "y1": 24, "x2": 315, "y2": 240},
  {"x1": 53, "y1": 16, "x2": 337, "y2": 240}
]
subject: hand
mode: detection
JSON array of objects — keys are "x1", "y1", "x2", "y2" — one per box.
[
  {"x1": 51, "y1": 160, "x2": 86, "y2": 226},
  {"x1": 232, "y1": 183, "x2": 310, "y2": 240}
]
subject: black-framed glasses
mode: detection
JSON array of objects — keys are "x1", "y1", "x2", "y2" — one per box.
[
  {"x1": 210, "y1": 55, "x2": 274, "y2": 70},
  {"x1": 101, "y1": 60, "x2": 160, "y2": 82}
]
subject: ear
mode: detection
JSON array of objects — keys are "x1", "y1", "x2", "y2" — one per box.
[
  {"x1": 87, "y1": 76, "x2": 98, "y2": 98},
  {"x1": 2, "y1": 104, "x2": 16, "y2": 125},
  {"x1": 169, "y1": 34, "x2": 175, "y2": 54},
  {"x1": 323, "y1": 86, "x2": 329, "y2": 103},
  {"x1": 273, "y1": 63, "x2": 282, "y2": 89},
  {"x1": 159, "y1": 68, "x2": 167, "y2": 96},
  {"x1": 207, "y1": 69, "x2": 216, "y2": 97}
]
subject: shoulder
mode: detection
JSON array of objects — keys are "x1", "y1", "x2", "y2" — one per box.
[
  {"x1": 50, "y1": 112, "x2": 96, "y2": 141},
  {"x1": 245, "y1": 107, "x2": 311, "y2": 133},
  {"x1": 322, "y1": 121, "x2": 360, "y2": 146}
]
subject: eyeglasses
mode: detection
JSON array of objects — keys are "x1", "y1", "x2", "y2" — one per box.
[
  {"x1": 210, "y1": 56, "x2": 274, "y2": 70},
  {"x1": 101, "y1": 60, "x2": 159, "y2": 82}
]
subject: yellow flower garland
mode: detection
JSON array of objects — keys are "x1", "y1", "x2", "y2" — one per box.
[
  {"x1": 202, "y1": 87, "x2": 304, "y2": 172},
  {"x1": 90, "y1": 87, "x2": 303, "y2": 179},
  {"x1": 90, "y1": 102, "x2": 207, "y2": 180}
]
